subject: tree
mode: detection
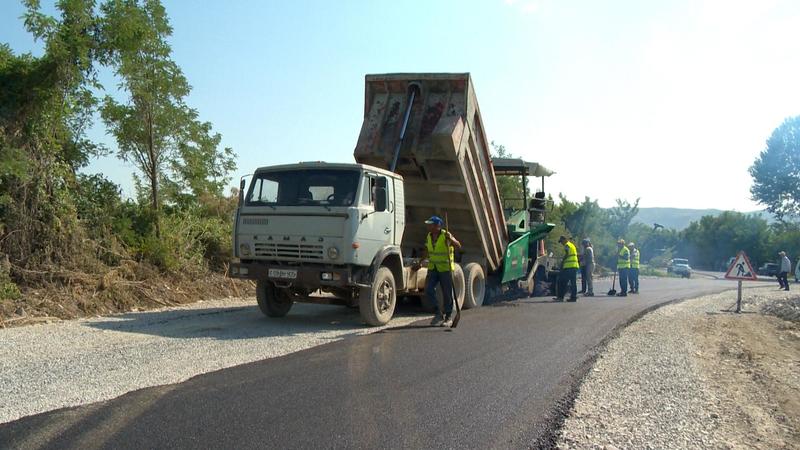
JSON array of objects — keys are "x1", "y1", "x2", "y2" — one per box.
[
  {"x1": 0, "y1": 0, "x2": 104, "y2": 268},
  {"x1": 606, "y1": 198, "x2": 640, "y2": 239},
  {"x1": 100, "y1": 0, "x2": 234, "y2": 238},
  {"x1": 750, "y1": 116, "x2": 800, "y2": 220}
]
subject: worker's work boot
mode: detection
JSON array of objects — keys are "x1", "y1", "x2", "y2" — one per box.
[
  {"x1": 430, "y1": 314, "x2": 444, "y2": 326},
  {"x1": 585, "y1": 292, "x2": 594, "y2": 297},
  {"x1": 567, "y1": 297, "x2": 577, "y2": 302},
  {"x1": 617, "y1": 292, "x2": 627, "y2": 297},
  {"x1": 441, "y1": 314, "x2": 453, "y2": 327},
  {"x1": 552, "y1": 297, "x2": 564, "y2": 302}
]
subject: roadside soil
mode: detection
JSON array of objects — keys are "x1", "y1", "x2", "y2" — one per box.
[
  {"x1": 558, "y1": 286, "x2": 800, "y2": 449},
  {"x1": 0, "y1": 271, "x2": 254, "y2": 327}
]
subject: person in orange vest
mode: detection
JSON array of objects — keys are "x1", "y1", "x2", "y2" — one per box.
[
  {"x1": 423, "y1": 215, "x2": 462, "y2": 327},
  {"x1": 554, "y1": 235, "x2": 580, "y2": 302}
]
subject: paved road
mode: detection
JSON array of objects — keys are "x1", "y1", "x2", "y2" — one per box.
[{"x1": 0, "y1": 278, "x2": 736, "y2": 450}]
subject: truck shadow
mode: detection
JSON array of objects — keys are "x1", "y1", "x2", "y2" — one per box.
[{"x1": 84, "y1": 301, "x2": 431, "y2": 341}]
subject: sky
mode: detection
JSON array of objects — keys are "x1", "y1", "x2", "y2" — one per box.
[{"x1": 2, "y1": 0, "x2": 799, "y2": 210}]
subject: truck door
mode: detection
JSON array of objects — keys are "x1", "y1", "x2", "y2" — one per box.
[{"x1": 359, "y1": 174, "x2": 394, "y2": 256}]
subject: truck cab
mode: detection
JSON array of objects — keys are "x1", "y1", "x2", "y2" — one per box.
[{"x1": 230, "y1": 162, "x2": 406, "y2": 325}]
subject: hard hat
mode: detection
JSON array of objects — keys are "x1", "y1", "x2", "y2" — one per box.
[
  {"x1": 617, "y1": 239, "x2": 625, "y2": 245},
  {"x1": 628, "y1": 242, "x2": 635, "y2": 247}
]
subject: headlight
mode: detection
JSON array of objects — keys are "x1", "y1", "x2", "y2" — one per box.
[
  {"x1": 327, "y1": 246, "x2": 340, "y2": 259},
  {"x1": 239, "y1": 243, "x2": 251, "y2": 256}
]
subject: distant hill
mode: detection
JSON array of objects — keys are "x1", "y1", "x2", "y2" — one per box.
[{"x1": 632, "y1": 207, "x2": 772, "y2": 230}]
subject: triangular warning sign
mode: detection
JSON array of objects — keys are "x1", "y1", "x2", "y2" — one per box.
[{"x1": 725, "y1": 251, "x2": 758, "y2": 280}]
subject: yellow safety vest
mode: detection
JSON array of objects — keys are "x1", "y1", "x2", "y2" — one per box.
[
  {"x1": 631, "y1": 249, "x2": 640, "y2": 269},
  {"x1": 562, "y1": 241, "x2": 579, "y2": 269},
  {"x1": 617, "y1": 246, "x2": 631, "y2": 269},
  {"x1": 426, "y1": 231, "x2": 455, "y2": 272}
]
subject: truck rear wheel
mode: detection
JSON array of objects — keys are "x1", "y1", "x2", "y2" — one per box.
[
  {"x1": 256, "y1": 280, "x2": 294, "y2": 318},
  {"x1": 359, "y1": 267, "x2": 396, "y2": 326},
  {"x1": 462, "y1": 263, "x2": 485, "y2": 309}
]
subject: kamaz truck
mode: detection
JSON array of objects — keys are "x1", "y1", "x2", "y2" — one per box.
[{"x1": 229, "y1": 73, "x2": 555, "y2": 326}]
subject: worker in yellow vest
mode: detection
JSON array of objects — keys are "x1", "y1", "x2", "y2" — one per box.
[
  {"x1": 554, "y1": 235, "x2": 580, "y2": 302},
  {"x1": 423, "y1": 215, "x2": 461, "y2": 327},
  {"x1": 628, "y1": 242, "x2": 640, "y2": 294},
  {"x1": 616, "y1": 239, "x2": 631, "y2": 297}
]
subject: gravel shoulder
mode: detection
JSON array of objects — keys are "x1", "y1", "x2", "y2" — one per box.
[
  {"x1": 0, "y1": 298, "x2": 427, "y2": 424},
  {"x1": 558, "y1": 285, "x2": 800, "y2": 449}
]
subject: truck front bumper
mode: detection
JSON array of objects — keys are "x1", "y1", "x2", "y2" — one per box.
[{"x1": 229, "y1": 261, "x2": 356, "y2": 288}]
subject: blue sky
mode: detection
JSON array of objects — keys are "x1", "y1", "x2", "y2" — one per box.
[{"x1": 2, "y1": 0, "x2": 799, "y2": 210}]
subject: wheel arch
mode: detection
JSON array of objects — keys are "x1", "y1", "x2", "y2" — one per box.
[{"x1": 368, "y1": 245, "x2": 405, "y2": 291}]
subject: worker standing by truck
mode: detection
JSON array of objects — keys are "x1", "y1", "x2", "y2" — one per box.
[
  {"x1": 554, "y1": 236, "x2": 579, "y2": 302},
  {"x1": 424, "y1": 216, "x2": 462, "y2": 326},
  {"x1": 616, "y1": 239, "x2": 631, "y2": 297},
  {"x1": 628, "y1": 242, "x2": 640, "y2": 294},
  {"x1": 580, "y1": 238, "x2": 595, "y2": 297}
]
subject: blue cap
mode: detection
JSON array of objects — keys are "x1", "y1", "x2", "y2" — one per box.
[{"x1": 425, "y1": 215, "x2": 444, "y2": 226}]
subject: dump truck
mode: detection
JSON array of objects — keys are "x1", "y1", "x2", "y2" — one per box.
[{"x1": 229, "y1": 73, "x2": 555, "y2": 325}]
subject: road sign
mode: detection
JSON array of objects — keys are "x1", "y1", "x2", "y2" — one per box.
[{"x1": 725, "y1": 251, "x2": 757, "y2": 281}]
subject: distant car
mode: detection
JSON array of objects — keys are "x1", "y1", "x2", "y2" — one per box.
[
  {"x1": 757, "y1": 263, "x2": 779, "y2": 277},
  {"x1": 668, "y1": 258, "x2": 692, "y2": 278}
]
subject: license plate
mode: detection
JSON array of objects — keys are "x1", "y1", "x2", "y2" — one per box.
[{"x1": 268, "y1": 268, "x2": 298, "y2": 279}]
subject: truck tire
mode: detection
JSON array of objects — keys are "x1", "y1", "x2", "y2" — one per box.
[
  {"x1": 359, "y1": 266, "x2": 397, "y2": 326},
  {"x1": 256, "y1": 280, "x2": 293, "y2": 318},
  {"x1": 462, "y1": 263, "x2": 485, "y2": 309}
]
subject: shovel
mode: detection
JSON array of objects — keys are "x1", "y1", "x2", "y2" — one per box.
[
  {"x1": 607, "y1": 270, "x2": 617, "y2": 296},
  {"x1": 445, "y1": 213, "x2": 461, "y2": 328}
]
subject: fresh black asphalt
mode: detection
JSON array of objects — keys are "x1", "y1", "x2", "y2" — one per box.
[{"x1": 0, "y1": 278, "x2": 736, "y2": 449}]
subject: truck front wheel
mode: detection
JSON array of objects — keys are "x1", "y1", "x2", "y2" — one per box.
[
  {"x1": 256, "y1": 280, "x2": 294, "y2": 318},
  {"x1": 359, "y1": 267, "x2": 397, "y2": 326}
]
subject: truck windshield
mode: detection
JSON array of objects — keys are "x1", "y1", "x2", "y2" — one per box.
[{"x1": 246, "y1": 169, "x2": 360, "y2": 207}]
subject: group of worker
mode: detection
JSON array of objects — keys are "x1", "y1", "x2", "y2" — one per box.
[
  {"x1": 553, "y1": 236, "x2": 641, "y2": 301},
  {"x1": 421, "y1": 216, "x2": 647, "y2": 325}
]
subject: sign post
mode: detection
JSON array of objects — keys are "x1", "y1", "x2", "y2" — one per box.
[{"x1": 724, "y1": 251, "x2": 757, "y2": 314}]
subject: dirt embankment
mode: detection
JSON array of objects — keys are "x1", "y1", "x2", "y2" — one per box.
[{"x1": 0, "y1": 263, "x2": 254, "y2": 327}]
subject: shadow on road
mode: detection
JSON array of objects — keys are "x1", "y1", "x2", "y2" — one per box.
[{"x1": 84, "y1": 299, "x2": 431, "y2": 340}]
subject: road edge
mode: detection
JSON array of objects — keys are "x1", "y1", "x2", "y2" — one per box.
[{"x1": 530, "y1": 290, "x2": 735, "y2": 449}]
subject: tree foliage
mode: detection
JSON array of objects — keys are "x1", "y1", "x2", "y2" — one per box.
[
  {"x1": 1, "y1": 0, "x2": 236, "y2": 291},
  {"x1": 750, "y1": 116, "x2": 800, "y2": 220}
]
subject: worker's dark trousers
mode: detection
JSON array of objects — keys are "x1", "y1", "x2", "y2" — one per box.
[
  {"x1": 630, "y1": 268, "x2": 639, "y2": 292},
  {"x1": 580, "y1": 266, "x2": 588, "y2": 292},
  {"x1": 777, "y1": 271, "x2": 789, "y2": 290},
  {"x1": 618, "y1": 268, "x2": 629, "y2": 294},
  {"x1": 558, "y1": 268, "x2": 578, "y2": 299},
  {"x1": 425, "y1": 269, "x2": 454, "y2": 316}
]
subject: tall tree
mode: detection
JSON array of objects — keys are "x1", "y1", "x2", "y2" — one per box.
[
  {"x1": 100, "y1": 0, "x2": 191, "y2": 236},
  {"x1": 1, "y1": 0, "x2": 104, "y2": 267},
  {"x1": 100, "y1": 0, "x2": 234, "y2": 236},
  {"x1": 750, "y1": 115, "x2": 800, "y2": 220}
]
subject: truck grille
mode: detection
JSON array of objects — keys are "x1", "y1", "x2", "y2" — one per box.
[{"x1": 254, "y1": 243, "x2": 324, "y2": 260}]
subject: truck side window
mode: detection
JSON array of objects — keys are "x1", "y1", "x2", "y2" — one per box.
[{"x1": 362, "y1": 176, "x2": 376, "y2": 205}]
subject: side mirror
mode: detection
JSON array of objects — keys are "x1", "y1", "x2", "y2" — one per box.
[
  {"x1": 375, "y1": 187, "x2": 388, "y2": 212},
  {"x1": 239, "y1": 178, "x2": 246, "y2": 206}
]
